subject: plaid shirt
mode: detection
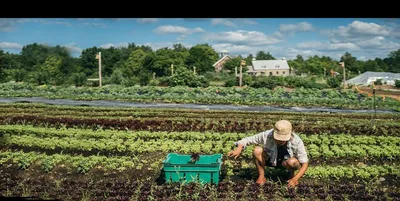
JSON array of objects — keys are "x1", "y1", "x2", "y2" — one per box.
[{"x1": 234, "y1": 129, "x2": 309, "y2": 166}]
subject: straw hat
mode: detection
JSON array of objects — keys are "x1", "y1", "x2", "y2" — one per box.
[{"x1": 273, "y1": 120, "x2": 292, "y2": 141}]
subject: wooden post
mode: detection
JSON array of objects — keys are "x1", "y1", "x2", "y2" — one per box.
[
  {"x1": 171, "y1": 64, "x2": 174, "y2": 76},
  {"x1": 240, "y1": 65, "x2": 242, "y2": 87},
  {"x1": 97, "y1": 52, "x2": 102, "y2": 87},
  {"x1": 194, "y1": 66, "x2": 196, "y2": 75},
  {"x1": 235, "y1": 66, "x2": 237, "y2": 77},
  {"x1": 153, "y1": 72, "x2": 155, "y2": 79},
  {"x1": 339, "y1": 62, "x2": 346, "y2": 89},
  {"x1": 240, "y1": 60, "x2": 246, "y2": 87}
]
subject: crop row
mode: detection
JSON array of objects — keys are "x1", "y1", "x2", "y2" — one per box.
[
  {"x1": 0, "y1": 150, "x2": 147, "y2": 173},
  {"x1": 2, "y1": 134, "x2": 400, "y2": 161},
  {"x1": 1, "y1": 83, "x2": 398, "y2": 110},
  {"x1": 1, "y1": 174, "x2": 398, "y2": 201},
  {"x1": 1, "y1": 115, "x2": 398, "y2": 135},
  {"x1": 0, "y1": 149, "x2": 399, "y2": 181},
  {"x1": 1, "y1": 103, "x2": 399, "y2": 120},
  {"x1": 1, "y1": 125, "x2": 399, "y2": 146}
]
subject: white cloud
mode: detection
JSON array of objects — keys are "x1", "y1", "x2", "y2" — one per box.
[
  {"x1": 212, "y1": 43, "x2": 255, "y2": 54},
  {"x1": 153, "y1": 25, "x2": 205, "y2": 35},
  {"x1": 321, "y1": 20, "x2": 392, "y2": 42},
  {"x1": 211, "y1": 19, "x2": 237, "y2": 27},
  {"x1": 0, "y1": 42, "x2": 23, "y2": 49},
  {"x1": 279, "y1": 22, "x2": 314, "y2": 33},
  {"x1": 137, "y1": 18, "x2": 158, "y2": 24},
  {"x1": 297, "y1": 41, "x2": 361, "y2": 52},
  {"x1": 99, "y1": 43, "x2": 129, "y2": 48},
  {"x1": 204, "y1": 30, "x2": 282, "y2": 46},
  {"x1": 62, "y1": 43, "x2": 82, "y2": 53},
  {"x1": 83, "y1": 22, "x2": 106, "y2": 28}
]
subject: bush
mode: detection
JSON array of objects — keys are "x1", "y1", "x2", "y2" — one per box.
[
  {"x1": 110, "y1": 69, "x2": 124, "y2": 85},
  {"x1": 374, "y1": 79, "x2": 383, "y2": 85},
  {"x1": 71, "y1": 72, "x2": 86, "y2": 87},
  {"x1": 122, "y1": 77, "x2": 139, "y2": 87},
  {"x1": 395, "y1": 80, "x2": 400, "y2": 88},
  {"x1": 168, "y1": 68, "x2": 209, "y2": 88},
  {"x1": 224, "y1": 78, "x2": 236, "y2": 87},
  {"x1": 250, "y1": 77, "x2": 277, "y2": 89},
  {"x1": 148, "y1": 79, "x2": 159, "y2": 86},
  {"x1": 327, "y1": 77, "x2": 341, "y2": 88}
]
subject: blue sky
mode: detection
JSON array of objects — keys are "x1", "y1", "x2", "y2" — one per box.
[{"x1": 1, "y1": 18, "x2": 399, "y2": 60}]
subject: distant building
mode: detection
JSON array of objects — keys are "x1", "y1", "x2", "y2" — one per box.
[
  {"x1": 247, "y1": 58, "x2": 292, "y2": 76},
  {"x1": 347, "y1": 71, "x2": 400, "y2": 86},
  {"x1": 213, "y1": 50, "x2": 232, "y2": 72}
]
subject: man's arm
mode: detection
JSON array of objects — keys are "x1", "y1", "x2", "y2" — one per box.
[
  {"x1": 234, "y1": 130, "x2": 271, "y2": 149},
  {"x1": 288, "y1": 138, "x2": 309, "y2": 187},
  {"x1": 229, "y1": 130, "x2": 270, "y2": 159},
  {"x1": 287, "y1": 162, "x2": 308, "y2": 187}
]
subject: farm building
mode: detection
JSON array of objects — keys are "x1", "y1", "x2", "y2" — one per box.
[
  {"x1": 346, "y1": 71, "x2": 400, "y2": 86},
  {"x1": 247, "y1": 58, "x2": 293, "y2": 77},
  {"x1": 213, "y1": 50, "x2": 232, "y2": 72}
]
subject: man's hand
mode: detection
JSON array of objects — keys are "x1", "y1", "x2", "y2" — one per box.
[
  {"x1": 228, "y1": 145, "x2": 243, "y2": 159},
  {"x1": 287, "y1": 178, "x2": 299, "y2": 188}
]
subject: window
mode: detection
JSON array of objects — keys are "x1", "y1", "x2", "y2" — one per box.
[
  {"x1": 283, "y1": 71, "x2": 285, "y2": 74},
  {"x1": 276, "y1": 71, "x2": 279, "y2": 75},
  {"x1": 269, "y1": 72, "x2": 272, "y2": 76}
]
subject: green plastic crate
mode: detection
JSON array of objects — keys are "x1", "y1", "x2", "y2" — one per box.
[{"x1": 162, "y1": 153, "x2": 223, "y2": 185}]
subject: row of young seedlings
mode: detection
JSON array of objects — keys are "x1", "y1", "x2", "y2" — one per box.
[
  {"x1": 1, "y1": 149, "x2": 399, "y2": 181},
  {"x1": 1, "y1": 125, "x2": 400, "y2": 144},
  {"x1": 2, "y1": 133, "x2": 400, "y2": 160}
]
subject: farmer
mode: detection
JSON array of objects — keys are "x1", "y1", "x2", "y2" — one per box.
[{"x1": 228, "y1": 120, "x2": 309, "y2": 187}]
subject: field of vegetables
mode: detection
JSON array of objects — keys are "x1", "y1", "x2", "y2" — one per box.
[{"x1": 0, "y1": 102, "x2": 399, "y2": 201}]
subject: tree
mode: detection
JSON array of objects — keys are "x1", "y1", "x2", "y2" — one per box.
[
  {"x1": 0, "y1": 50, "x2": 7, "y2": 82},
  {"x1": 340, "y1": 52, "x2": 359, "y2": 73},
  {"x1": 80, "y1": 47, "x2": 101, "y2": 77},
  {"x1": 185, "y1": 44, "x2": 219, "y2": 74},
  {"x1": 123, "y1": 49, "x2": 148, "y2": 78},
  {"x1": 150, "y1": 47, "x2": 188, "y2": 76},
  {"x1": 245, "y1": 54, "x2": 254, "y2": 66},
  {"x1": 255, "y1": 51, "x2": 275, "y2": 60},
  {"x1": 386, "y1": 49, "x2": 400, "y2": 73},
  {"x1": 223, "y1": 57, "x2": 242, "y2": 72},
  {"x1": 34, "y1": 55, "x2": 63, "y2": 85}
]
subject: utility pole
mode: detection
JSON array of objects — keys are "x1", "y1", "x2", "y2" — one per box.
[
  {"x1": 96, "y1": 52, "x2": 102, "y2": 87},
  {"x1": 339, "y1": 61, "x2": 345, "y2": 89}
]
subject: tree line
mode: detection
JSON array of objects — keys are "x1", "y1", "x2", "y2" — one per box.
[{"x1": 0, "y1": 42, "x2": 399, "y2": 86}]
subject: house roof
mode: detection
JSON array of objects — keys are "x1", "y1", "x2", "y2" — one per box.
[
  {"x1": 251, "y1": 60, "x2": 290, "y2": 71},
  {"x1": 213, "y1": 55, "x2": 232, "y2": 67}
]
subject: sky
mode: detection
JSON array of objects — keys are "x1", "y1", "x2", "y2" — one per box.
[{"x1": 1, "y1": 18, "x2": 400, "y2": 61}]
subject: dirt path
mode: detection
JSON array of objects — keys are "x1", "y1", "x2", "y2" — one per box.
[{"x1": 354, "y1": 86, "x2": 400, "y2": 101}]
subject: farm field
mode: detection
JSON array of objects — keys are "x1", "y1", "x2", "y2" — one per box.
[
  {"x1": 0, "y1": 82, "x2": 399, "y2": 111},
  {"x1": 0, "y1": 102, "x2": 400, "y2": 201}
]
